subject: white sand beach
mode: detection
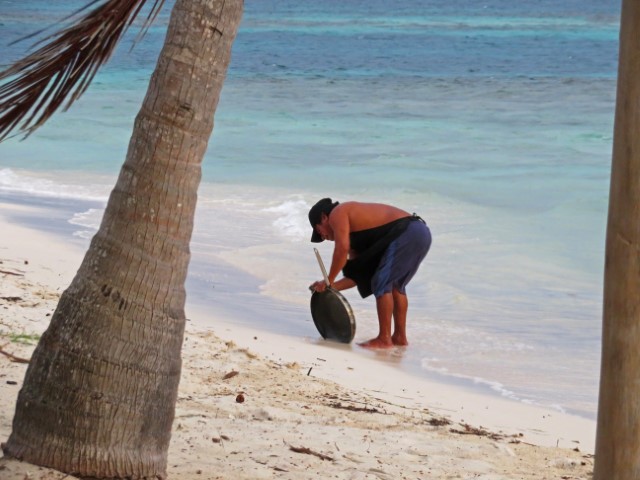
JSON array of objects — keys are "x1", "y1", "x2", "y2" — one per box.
[{"x1": 0, "y1": 200, "x2": 596, "y2": 479}]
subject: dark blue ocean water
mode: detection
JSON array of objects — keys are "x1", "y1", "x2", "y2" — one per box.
[{"x1": 0, "y1": 0, "x2": 622, "y2": 418}]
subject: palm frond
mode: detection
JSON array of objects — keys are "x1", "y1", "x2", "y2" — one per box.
[{"x1": 0, "y1": 0, "x2": 166, "y2": 141}]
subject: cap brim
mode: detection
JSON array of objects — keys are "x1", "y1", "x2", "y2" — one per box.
[{"x1": 311, "y1": 230, "x2": 323, "y2": 243}]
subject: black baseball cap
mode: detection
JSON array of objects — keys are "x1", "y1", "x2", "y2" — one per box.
[{"x1": 308, "y1": 198, "x2": 339, "y2": 242}]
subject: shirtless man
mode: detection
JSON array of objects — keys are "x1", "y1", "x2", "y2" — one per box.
[{"x1": 308, "y1": 198, "x2": 431, "y2": 349}]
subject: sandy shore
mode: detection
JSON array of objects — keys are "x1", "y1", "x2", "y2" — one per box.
[{"x1": 0, "y1": 201, "x2": 596, "y2": 479}]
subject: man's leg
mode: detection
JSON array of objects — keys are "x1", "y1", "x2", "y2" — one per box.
[
  {"x1": 391, "y1": 288, "x2": 408, "y2": 346},
  {"x1": 358, "y1": 292, "x2": 394, "y2": 349}
]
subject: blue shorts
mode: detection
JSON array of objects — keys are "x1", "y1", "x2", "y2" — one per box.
[{"x1": 371, "y1": 220, "x2": 431, "y2": 298}]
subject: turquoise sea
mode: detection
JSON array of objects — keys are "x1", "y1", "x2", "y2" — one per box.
[{"x1": 0, "y1": 0, "x2": 621, "y2": 419}]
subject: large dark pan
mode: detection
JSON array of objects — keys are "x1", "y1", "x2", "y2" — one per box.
[{"x1": 310, "y1": 248, "x2": 356, "y2": 343}]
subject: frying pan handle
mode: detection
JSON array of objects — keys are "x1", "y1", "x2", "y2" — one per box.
[{"x1": 314, "y1": 248, "x2": 330, "y2": 286}]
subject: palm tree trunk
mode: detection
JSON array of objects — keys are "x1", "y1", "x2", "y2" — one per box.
[
  {"x1": 2, "y1": 0, "x2": 243, "y2": 478},
  {"x1": 593, "y1": 1, "x2": 640, "y2": 478}
]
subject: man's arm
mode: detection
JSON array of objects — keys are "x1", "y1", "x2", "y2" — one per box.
[
  {"x1": 328, "y1": 207, "x2": 350, "y2": 285},
  {"x1": 332, "y1": 277, "x2": 356, "y2": 291}
]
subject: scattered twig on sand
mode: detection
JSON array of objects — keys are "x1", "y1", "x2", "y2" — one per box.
[
  {"x1": 322, "y1": 393, "x2": 385, "y2": 414},
  {"x1": 370, "y1": 395, "x2": 421, "y2": 413},
  {"x1": 328, "y1": 402, "x2": 380, "y2": 414},
  {"x1": 288, "y1": 444, "x2": 334, "y2": 461},
  {"x1": 0, "y1": 344, "x2": 30, "y2": 364},
  {"x1": 0, "y1": 269, "x2": 24, "y2": 276},
  {"x1": 0, "y1": 296, "x2": 22, "y2": 302},
  {"x1": 450, "y1": 423, "x2": 506, "y2": 441},
  {"x1": 428, "y1": 417, "x2": 452, "y2": 427},
  {"x1": 223, "y1": 370, "x2": 239, "y2": 380}
]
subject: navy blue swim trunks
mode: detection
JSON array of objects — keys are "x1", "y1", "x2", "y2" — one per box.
[{"x1": 371, "y1": 219, "x2": 431, "y2": 298}]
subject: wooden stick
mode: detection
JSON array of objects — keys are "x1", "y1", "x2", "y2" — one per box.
[
  {"x1": 0, "y1": 345, "x2": 30, "y2": 364},
  {"x1": 289, "y1": 445, "x2": 334, "y2": 461},
  {"x1": 0, "y1": 269, "x2": 24, "y2": 276}
]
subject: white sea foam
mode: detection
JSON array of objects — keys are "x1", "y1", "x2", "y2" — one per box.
[
  {"x1": 420, "y1": 357, "x2": 568, "y2": 414},
  {"x1": 69, "y1": 208, "x2": 103, "y2": 239},
  {"x1": 0, "y1": 168, "x2": 110, "y2": 203},
  {"x1": 263, "y1": 197, "x2": 310, "y2": 241}
]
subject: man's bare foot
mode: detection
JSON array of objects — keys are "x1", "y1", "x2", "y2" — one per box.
[
  {"x1": 358, "y1": 337, "x2": 394, "y2": 349},
  {"x1": 392, "y1": 334, "x2": 408, "y2": 347}
]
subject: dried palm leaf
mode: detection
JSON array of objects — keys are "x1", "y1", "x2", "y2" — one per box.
[{"x1": 0, "y1": 0, "x2": 166, "y2": 141}]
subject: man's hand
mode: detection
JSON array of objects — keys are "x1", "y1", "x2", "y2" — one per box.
[{"x1": 309, "y1": 280, "x2": 328, "y2": 293}]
